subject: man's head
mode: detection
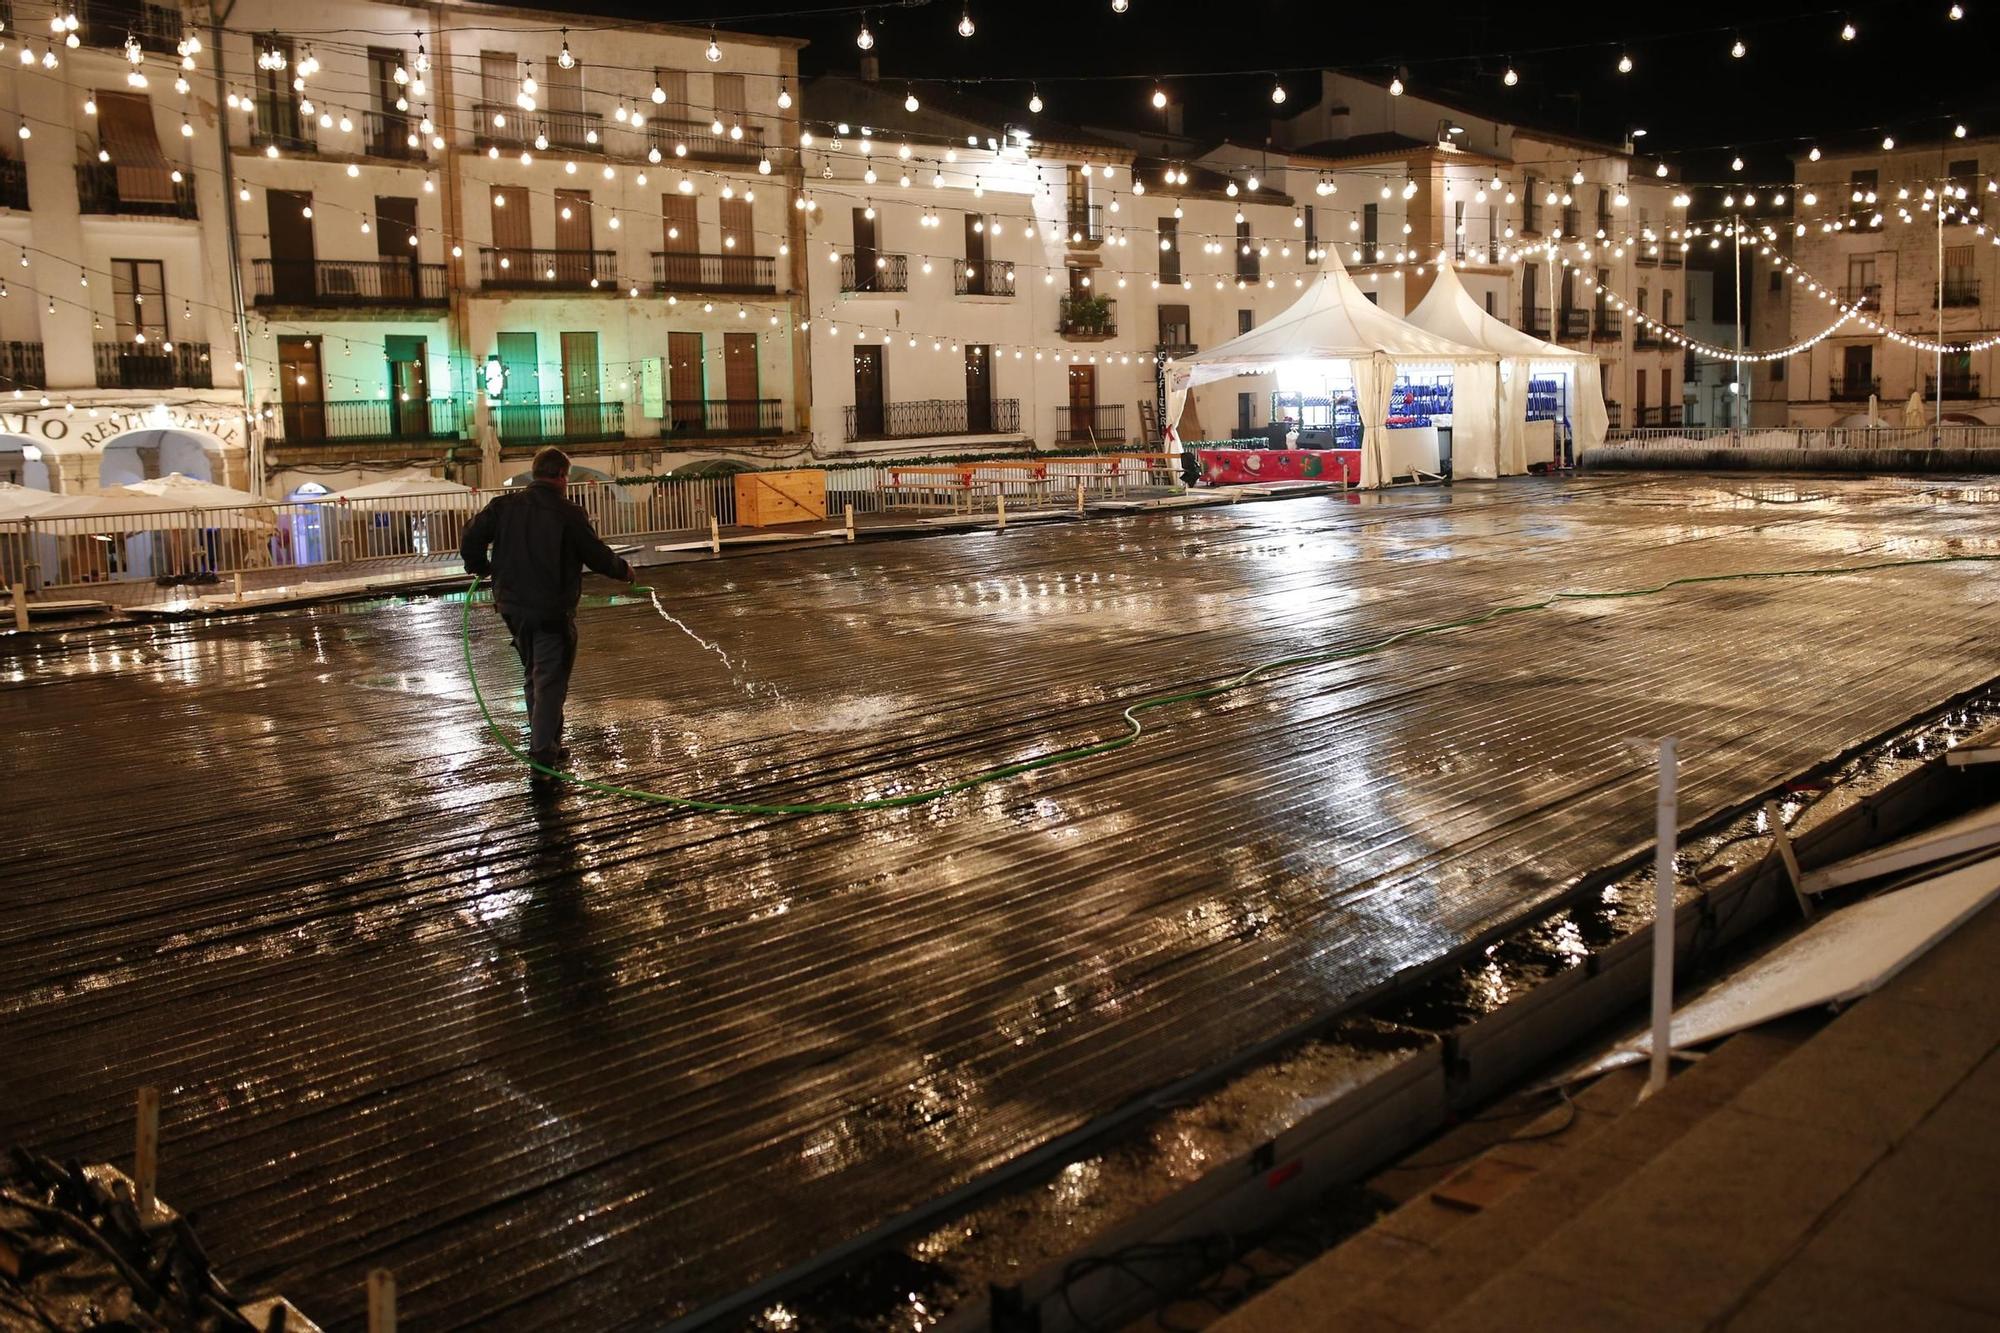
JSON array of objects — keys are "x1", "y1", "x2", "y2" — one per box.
[{"x1": 531, "y1": 447, "x2": 571, "y2": 488}]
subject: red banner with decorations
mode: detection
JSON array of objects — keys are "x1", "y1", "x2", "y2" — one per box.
[{"x1": 1196, "y1": 448, "x2": 1360, "y2": 487}]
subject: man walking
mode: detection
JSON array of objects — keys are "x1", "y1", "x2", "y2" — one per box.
[{"x1": 462, "y1": 447, "x2": 634, "y2": 774}]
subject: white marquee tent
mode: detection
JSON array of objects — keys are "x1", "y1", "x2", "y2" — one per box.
[
  {"x1": 1405, "y1": 265, "x2": 1610, "y2": 474},
  {"x1": 1164, "y1": 254, "x2": 1502, "y2": 487}
]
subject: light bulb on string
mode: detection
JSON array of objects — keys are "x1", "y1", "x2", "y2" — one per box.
[
  {"x1": 705, "y1": 30, "x2": 722, "y2": 62},
  {"x1": 1883, "y1": 135, "x2": 1895, "y2": 149},
  {"x1": 777, "y1": 83, "x2": 792, "y2": 109},
  {"x1": 1840, "y1": 19, "x2": 1857, "y2": 39},
  {"x1": 1731, "y1": 36, "x2": 1747, "y2": 57},
  {"x1": 1389, "y1": 71, "x2": 1405, "y2": 95},
  {"x1": 1503, "y1": 63, "x2": 1518, "y2": 86},
  {"x1": 905, "y1": 88, "x2": 919, "y2": 112},
  {"x1": 957, "y1": 7, "x2": 974, "y2": 36},
  {"x1": 1949, "y1": 3, "x2": 1963, "y2": 17},
  {"x1": 1270, "y1": 79, "x2": 1286, "y2": 104},
  {"x1": 1028, "y1": 85, "x2": 1043, "y2": 113},
  {"x1": 1112, "y1": 0, "x2": 1129, "y2": 11},
  {"x1": 856, "y1": 15, "x2": 874, "y2": 49},
  {"x1": 557, "y1": 29, "x2": 574, "y2": 68},
  {"x1": 1731, "y1": 156, "x2": 1744, "y2": 171},
  {"x1": 1617, "y1": 52, "x2": 1632, "y2": 73}
]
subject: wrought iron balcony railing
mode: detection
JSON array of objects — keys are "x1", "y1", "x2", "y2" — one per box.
[
  {"x1": 77, "y1": 0, "x2": 181, "y2": 52},
  {"x1": 364, "y1": 110, "x2": 426, "y2": 160},
  {"x1": 1055, "y1": 403, "x2": 1126, "y2": 444},
  {"x1": 1840, "y1": 284, "x2": 1880, "y2": 310},
  {"x1": 1938, "y1": 279, "x2": 1980, "y2": 308},
  {"x1": 471, "y1": 104, "x2": 605, "y2": 153},
  {"x1": 479, "y1": 247, "x2": 618, "y2": 290},
  {"x1": 1523, "y1": 309, "x2": 1551, "y2": 338},
  {"x1": 1829, "y1": 376, "x2": 1881, "y2": 402},
  {"x1": 0, "y1": 340, "x2": 44, "y2": 390},
  {"x1": 251, "y1": 98, "x2": 314, "y2": 153},
  {"x1": 645, "y1": 117, "x2": 765, "y2": 164},
  {"x1": 651, "y1": 251, "x2": 777, "y2": 294},
  {"x1": 1559, "y1": 308, "x2": 1590, "y2": 340},
  {"x1": 1592, "y1": 310, "x2": 1622, "y2": 341},
  {"x1": 1924, "y1": 372, "x2": 1982, "y2": 399},
  {"x1": 76, "y1": 163, "x2": 197, "y2": 219},
  {"x1": 276, "y1": 398, "x2": 462, "y2": 444},
  {"x1": 1058, "y1": 295, "x2": 1117, "y2": 339},
  {"x1": 954, "y1": 258, "x2": 1014, "y2": 296},
  {"x1": 93, "y1": 340, "x2": 211, "y2": 389},
  {"x1": 662, "y1": 398, "x2": 785, "y2": 437},
  {"x1": 843, "y1": 397, "x2": 1021, "y2": 442},
  {"x1": 254, "y1": 259, "x2": 449, "y2": 306},
  {"x1": 1634, "y1": 324, "x2": 1661, "y2": 350},
  {"x1": 839, "y1": 252, "x2": 908, "y2": 293},
  {"x1": 493, "y1": 400, "x2": 626, "y2": 444}
]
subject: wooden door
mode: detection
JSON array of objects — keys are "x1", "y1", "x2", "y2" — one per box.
[
  {"x1": 667, "y1": 331, "x2": 703, "y2": 432},
  {"x1": 368, "y1": 48, "x2": 408, "y2": 154},
  {"x1": 660, "y1": 194, "x2": 698, "y2": 288},
  {"x1": 1068, "y1": 363, "x2": 1096, "y2": 422},
  {"x1": 385, "y1": 334, "x2": 427, "y2": 436},
  {"x1": 724, "y1": 333, "x2": 758, "y2": 431},
  {"x1": 277, "y1": 336, "x2": 324, "y2": 440},
  {"x1": 1635, "y1": 369, "x2": 1649, "y2": 424},
  {"x1": 376, "y1": 195, "x2": 418, "y2": 298},
  {"x1": 852, "y1": 207, "x2": 877, "y2": 291},
  {"x1": 553, "y1": 190, "x2": 592, "y2": 284},
  {"x1": 561, "y1": 332, "x2": 600, "y2": 437},
  {"x1": 964, "y1": 344, "x2": 991, "y2": 432},
  {"x1": 719, "y1": 197, "x2": 753, "y2": 288},
  {"x1": 852, "y1": 345, "x2": 884, "y2": 437},
  {"x1": 491, "y1": 186, "x2": 532, "y2": 274},
  {"x1": 266, "y1": 189, "x2": 316, "y2": 301},
  {"x1": 1843, "y1": 345, "x2": 1873, "y2": 396}
]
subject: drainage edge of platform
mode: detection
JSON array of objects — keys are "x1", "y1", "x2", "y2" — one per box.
[{"x1": 691, "y1": 679, "x2": 2000, "y2": 1333}]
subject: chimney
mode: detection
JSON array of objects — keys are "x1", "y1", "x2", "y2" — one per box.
[{"x1": 860, "y1": 54, "x2": 880, "y2": 82}]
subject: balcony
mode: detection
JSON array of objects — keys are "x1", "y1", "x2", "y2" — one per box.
[
  {"x1": 254, "y1": 259, "x2": 449, "y2": 307},
  {"x1": 1594, "y1": 212, "x2": 1612, "y2": 238},
  {"x1": 1559, "y1": 308, "x2": 1590, "y2": 341},
  {"x1": 663, "y1": 398, "x2": 785, "y2": 437},
  {"x1": 1055, "y1": 404, "x2": 1126, "y2": 445},
  {"x1": 76, "y1": 164, "x2": 197, "y2": 219},
  {"x1": 1937, "y1": 279, "x2": 1980, "y2": 308},
  {"x1": 493, "y1": 401, "x2": 625, "y2": 446},
  {"x1": 0, "y1": 159, "x2": 26, "y2": 211},
  {"x1": 1065, "y1": 203, "x2": 1104, "y2": 247},
  {"x1": 1635, "y1": 247, "x2": 1660, "y2": 268},
  {"x1": 472, "y1": 104, "x2": 605, "y2": 153},
  {"x1": 843, "y1": 397, "x2": 1021, "y2": 442},
  {"x1": 1561, "y1": 207, "x2": 1581, "y2": 236},
  {"x1": 1523, "y1": 309, "x2": 1551, "y2": 338},
  {"x1": 839, "y1": 252, "x2": 908, "y2": 294},
  {"x1": 1520, "y1": 206, "x2": 1541, "y2": 235},
  {"x1": 646, "y1": 117, "x2": 765, "y2": 165},
  {"x1": 1058, "y1": 295, "x2": 1117, "y2": 340},
  {"x1": 1840, "y1": 284, "x2": 1880, "y2": 310},
  {"x1": 479, "y1": 247, "x2": 617, "y2": 291},
  {"x1": 1592, "y1": 310, "x2": 1622, "y2": 342},
  {"x1": 251, "y1": 99, "x2": 314, "y2": 154},
  {"x1": 277, "y1": 398, "x2": 463, "y2": 445},
  {"x1": 1634, "y1": 324, "x2": 1661, "y2": 350},
  {"x1": 77, "y1": 0, "x2": 181, "y2": 53},
  {"x1": 0, "y1": 341, "x2": 44, "y2": 390},
  {"x1": 955, "y1": 259, "x2": 1015, "y2": 297},
  {"x1": 651, "y1": 251, "x2": 777, "y2": 295},
  {"x1": 93, "y1": 341, "x2": 212, "y2": 389},
  {"x1": 364, "y1": 111, "x2": 427, "y2": 161},
  {"x1": 1830, "y1": 376, "x2": 1881, "y2": 402},
  {"x1": 1925, "y1": 373, "x2": 1982, "y2": 399}
]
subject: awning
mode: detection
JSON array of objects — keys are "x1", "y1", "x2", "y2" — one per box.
[{"x1": 96, "y1": 91, "x2": 175, "y2": 204}]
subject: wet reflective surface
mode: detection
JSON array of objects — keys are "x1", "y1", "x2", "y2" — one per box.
[{"x1": 4, "y1": 475, "x2": 1999, "y2": 1331}]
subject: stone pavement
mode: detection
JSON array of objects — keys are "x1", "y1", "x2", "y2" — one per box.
[{"x1": 1209, "y1": 885, "x2": 2000, "y2": 1332}]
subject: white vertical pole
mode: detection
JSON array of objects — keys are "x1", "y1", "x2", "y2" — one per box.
[
  {"x1": 1648, "y1": 738, "x2": 1679, "y2": 1097},
  {"x1": 843, "y1": 502, "x2": 855, "y2": 542},
  {"x1": 134, "y1": 1086, "x2": 159, "y2": 1217},
  {"x1": 708, "y1": 513, "x2": 721, "y2": 555},
  {"x1": 366, "y1": 1270, "x2": 396, "y2": 1333},
  {"x1": 1935, "y1": 186, "x2": 1945, "y2": 442},
  {"x1": 10, "y1": 582, "x2": 25, "y2": 632},
  {"x1": 995, "y1": 490, "x2": 1007, "y2": 531}
]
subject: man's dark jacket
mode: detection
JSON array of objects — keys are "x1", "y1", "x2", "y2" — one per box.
[{"x1": 461, "y1": 482, "x2": 632, "y2": 623}]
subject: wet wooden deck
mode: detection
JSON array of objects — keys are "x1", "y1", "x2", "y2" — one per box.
[{"x1": 4, "y1": 475, "x2": 1998, "y2": 1330}]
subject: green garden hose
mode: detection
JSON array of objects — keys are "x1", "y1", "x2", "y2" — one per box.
[{"x1": 460, "y1": 553, "x2": 2000, "y2": 816}]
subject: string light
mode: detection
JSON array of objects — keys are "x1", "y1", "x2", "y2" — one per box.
[
  {"x1": 1270, "y1": 79, "x2": 1286, "y2": 104},
  {"x1": 1731, "y1": 36, "x2": 1747, "y2": 57},
  {"x1": 957, "y1": 7, "x2": 975, "y2": 37},
  {"x1": 1503, "y1": 64, "x2": 1519, "y2": 86},
  {"x1": 1617, "y1": 52, "x2": 1632, "y2": 73},
  {"x1": 1151, "y1": 85, "x2": 1167, "y2": 109},
  {"x1": 856, "y1": 15, "x2": 874, "y2": 49},
  {"x1": 1028, "y1": 85, "x2": 1043, "y2": 113}
]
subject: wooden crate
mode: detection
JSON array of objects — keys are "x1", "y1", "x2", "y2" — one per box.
[{"x1": 733, "y1": 469, "x2": 827, "y2": 527}]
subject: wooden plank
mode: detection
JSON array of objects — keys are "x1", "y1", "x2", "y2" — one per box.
[{"x1": 1800, "y1": 803, "x2": 2000, "y2": 893}]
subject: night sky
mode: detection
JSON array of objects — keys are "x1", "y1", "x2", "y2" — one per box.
[{"x1": 581, "y1": 0, "x2": 1997, "y2": 181}]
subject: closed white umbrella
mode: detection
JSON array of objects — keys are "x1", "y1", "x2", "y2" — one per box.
[
  {"x1": 1903, "y1": 392, "x2": 1926, "y2": 429},
  {"x1": 324, "y1": 474, "x2": 476, "y2": 512}
]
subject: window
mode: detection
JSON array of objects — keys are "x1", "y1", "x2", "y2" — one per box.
[
  {"x1": 1848, "y1": 168, "x2": 1878, "y2": 224},
  {"x1": 1686, "y1": 287, "x2": 1698, "y2": 321},
  {"x1": 655, "y1": 69, "x2": 690, "y2": 120},
  {"x1": 1157, "y1": 303, "x2": 1191, "y2": 348},
  {"x1": 1237, "y1": 392, "x2": 1255, "y2": 431},
  {"x1": 257, "y1": 37, "x2": 301, "y2": 144},
  {"x1": 1770, "y1": 359, "x2": 1785, "y2": 383},
  {"x1": 1769, "y1": 269, "x2": 1783, "y2": 293},
  {"x1": 111, "y1": 259, "x2": 166, "y2": 341},
  {"x1": 1522, "y1": 174, "x2": 1539, "y2": 231},
  {"x1": 1363, "y1": 203, "x2": 1378, "y2": 247},
  {"x1": 1661, "y1": 291, "x2": 1674, "y2": 326},
  {"x1": 479, "y1": 51, "x2": 518, "y2": 106},
  {"x1": 1484, "y1": 291, "x2": 1495, "y2": 316},
  {"x1": 1948, "y1": 158, "x2": 1978, "y2": 196},
  {"x1": 1237, "y1": 309, "x2": 1253, "y2": 335},
  {"x1": 1364, "y1": 290, "x2": 1379, "y2": 305},
  {"x1": 1236, "y1": 220, "x2": 1257, "y2": 280},
  {"x1": 1303, "y1": 206, "x2": 1317, "y2": 264},
  {"x1": 1636, "y1": 288, "x2": 1648, "y2": 316},
  {"x1": 713, "y1": 73, "x2": 746, "y2": 127},
  {"x1": 1453, "y1": 200, "x2": 1466, "y2": 258},
  {"x1": 1158, "y1": 216, "x2": 1179, "y2": 283}
]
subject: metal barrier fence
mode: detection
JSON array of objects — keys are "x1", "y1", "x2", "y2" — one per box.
[
  {"x1": 1604, "y1": 426, "x2": 2000, "y2": 451},
  {"x1": 2, "y1": 457, "x2": 1183, "y2": 597}
]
